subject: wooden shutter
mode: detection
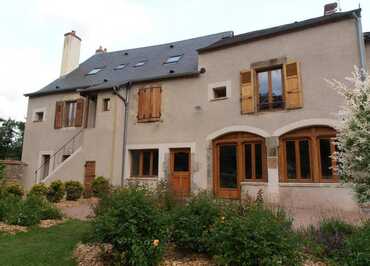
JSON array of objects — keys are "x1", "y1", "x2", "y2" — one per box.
[
  {"x1": 137, "y1": 88, "x2": 145, "y2": 121},
  {"x1": 151, "y1": 86, "x2": 162, "y2": 119},
  {"x1": 283, "y1": 62, "x2": 303, "y2": 109},
  {"x1": 75, "y1": 99, "x2": 84, "y2": 127},
  {"x1": 240, "y1": 70, "x2": 255, "y2": 114},
  {"x1": 54, "y1": 101, "x2": 64, "y2": 129},
  {"x1": 144, "y1": 88, "x2": 152, "y2": 119}
]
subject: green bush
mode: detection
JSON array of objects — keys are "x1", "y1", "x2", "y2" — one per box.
[
  {"x1": 3, "y1": 181, "x2": 24, "y2": 197},
  {"x1": 207, "y1": 204, "x2": 302, "y2": 266},
  {"x1": 91, "y1": 176, "x2": 110, "y2": 197},
  {"x1": 64, "y1": 181, "x2": 83, "y2": 201},
  {"x1": 91, "y1": 187, "x2": 168, "y2": 266},
  {"x1": 0, "y1": 194, "x2": 62, "y2": 226},
  {"x1": 47, "y1": 180, "x2": 65, "y2": 202},
  {"x1": 172, "y1": 192, "x2": 220, "y2": 253},
  {"x1": 29, "y1": 183, "x2": 48, "y2": 197},
  {"x1": 342, "y1": 222, "x2": 370, "y2": 266}
]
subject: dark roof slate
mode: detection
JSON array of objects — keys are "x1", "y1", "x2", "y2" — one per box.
[
  {"x1": 26, "y1": 32, "x2": 233, "y2": 97},
  {"x1": 199, "y1": 9, "x2": 361, "y2": 53}
]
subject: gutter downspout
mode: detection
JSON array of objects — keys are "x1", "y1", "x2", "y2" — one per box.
[
  {"x1": 353, "y1": 11, "x2": 367, "y2": 78},
  {"x1": 113, "y1": 82, "x2": 131, "y2": 186}
]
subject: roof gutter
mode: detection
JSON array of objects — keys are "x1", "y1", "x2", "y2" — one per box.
[
  {"x1": 353, "y1": 11, "x2": 367, "y2": 78},
  {"x1": 113, "y1": 82, "x2": 131, "y2": 187}
]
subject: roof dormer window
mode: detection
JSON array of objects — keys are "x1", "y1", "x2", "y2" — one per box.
[
  {"x1": 86, "y1": 67, "x2": 103, "y2": 75},
  {"x1": 133, "y1": 60, "x2": 147, "y2": 68},
  {"x1": 114, "y1": 64, "x2": 127, "y2": 70},
  {"x1": 164, "y1": 55, "x2": 182, "y2": 64}
]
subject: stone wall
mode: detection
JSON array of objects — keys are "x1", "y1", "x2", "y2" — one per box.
[{"x1": 0, "y1": 160, "x2": 27, "y2": 181}]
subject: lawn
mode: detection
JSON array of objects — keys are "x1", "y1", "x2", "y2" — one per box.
[{"x1": 0, "y1": 220, "x2": 90, "y2": 266}]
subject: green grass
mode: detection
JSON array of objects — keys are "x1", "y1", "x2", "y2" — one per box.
[{"x1": 0, "y1": 220, "x2": 91, "y2": 266}]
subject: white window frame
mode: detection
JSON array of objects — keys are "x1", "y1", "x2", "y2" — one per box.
[
  {"x1": 208, "y1": 80, "x2": 231, "y2": 101},
  {"x1": 32, "y1": 108, "x2": 47, "y2": 122}
]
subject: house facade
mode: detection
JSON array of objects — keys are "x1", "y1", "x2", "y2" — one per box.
[{"x1": 22, "y1": 9, "x2": 369, "y2": 212}]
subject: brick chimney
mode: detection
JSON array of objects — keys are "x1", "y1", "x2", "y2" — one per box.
[
  {"x1": 324, "y1": 2, "x2": 338, "y2": 16},
  {"x1": 95, "y1": 45, "x2": 107, "y2": 54},
  {"x1": 60, "y1": 30, "x2": 81, "y2": 76}
]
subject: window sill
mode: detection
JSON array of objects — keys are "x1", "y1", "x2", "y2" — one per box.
[
  {"x1": 240, "y1": 181, "x2": 268, "y2": 186},
  {"x1": 127, "y1": 177, "x2": 158, "y2": 181},
  {"x1": 210, "y1": 97, "x2": 228, "y2": 102},
  {"x1": 279, "y1": 182, "x2": 344, "y2": 188},
  {"x1": 137, "y1": 118, "x2": 161, "y2": 123}
]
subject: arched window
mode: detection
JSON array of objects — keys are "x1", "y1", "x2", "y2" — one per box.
[
  {"x1": 279, "y1": 126, "x2": 337, "y2": 182},
  {"x1": 213, "y1": 132, "x2": 267, "y2": 199}
]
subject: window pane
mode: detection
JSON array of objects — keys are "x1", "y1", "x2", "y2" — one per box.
[
  {"x1": 244, "y1": 144, "x2": 252, "y2": 179},
  {"x1": 131, "y1": 151, "x2": 140, "y2": 176},
  {"x1": 258, "y1": 71, "x2": 269, "y2": 110},
  {"x1": 271, "y1": 69, "x2": 283, "y2": 109},
  {"x1": 142, "y1": 151, "x2": 151, "y2": 175},
  {"x1": 174, "y1": 152, "x2": 189, "y2": 171},
  {"x1": 255, "y1": 143, "x2": 263, "y2": 179},
  {"x1": 286, "y1": 141, "x2": 296, "y2": 179},
  {"x1": 152, "y1": 150, "x2": 158, "y2": 175},
  {"x1": 320, "y1": 139, "x2": 333, "y2": 178},
  {"x1": 299, "y1": 140, "x2": 310, "y2": 179},
  {"x1": 219, "y1": 145, "x2": 237, "y2": 188}
]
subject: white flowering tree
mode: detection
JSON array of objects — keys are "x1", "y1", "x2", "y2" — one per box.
[{"x1": 329, "y1": 68, "x2": 370, "y2": 204}]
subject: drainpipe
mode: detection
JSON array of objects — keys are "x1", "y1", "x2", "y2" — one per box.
[
  {"x1": 353, "y1": 11, "x2": 367, "y2": 78},
  {"x1": 113, "y1": 82, "x2": 132, "y2": 186}
]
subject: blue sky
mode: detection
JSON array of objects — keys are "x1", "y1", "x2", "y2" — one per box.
[{"x1": 0, "y1": 0, "x2": 369, "y2": 121}]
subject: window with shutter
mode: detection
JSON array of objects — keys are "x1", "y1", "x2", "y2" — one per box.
[
  {"x1": 54, "y1": 101, "x2": 64, "y2": 129},
  {"x1": 75, "y1": 99, "x2": 84, "y2": 127},
  {"x1": 137, "y1": 86, "x2": 162, "y2": 122},
  {"x1": 240, "y1": 70, "x2": 255, "y2": 114},
  {"x1": 283, "y1": 61, "x2": 303, "y2": 109}
]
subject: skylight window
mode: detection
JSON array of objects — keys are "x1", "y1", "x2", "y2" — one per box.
[
  {"x1": 164, "y1": 55, "x2": 182, "y2": 64},
  {"x1": 133, "y1": 60, "x2": 147, "y2": 67},
  {"x1": 114, "y1": 64, "x2": 127, "y2": 70},
  {"x1": 86, "y1": 68, "x2": 103, "y2": 75}
]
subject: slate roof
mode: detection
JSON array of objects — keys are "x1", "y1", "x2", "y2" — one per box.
[
  {"x1": 25, "y1": 31, "x2": 233, "y2": 97},
  {"x1": 199, "y1": 9, "x2": 361, "y2": 53}
]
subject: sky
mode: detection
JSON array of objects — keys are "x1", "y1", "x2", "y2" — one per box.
[{"x1": 0, "y1": 0, "x2": 369, "y2": 121}]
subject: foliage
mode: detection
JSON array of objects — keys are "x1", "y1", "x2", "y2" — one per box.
[
  {"x1": 91, "y1": 176, "x2": 111, "y2": 198},
  {"x1": 0, "y1": 220, "x2": 91, "y2": 266},
  {"x1": 64, "y1": 181, "x2": 83, "y2": 201},
  {"x1": 2, "y1": 180, "x2": 24, "y2": 197},
  {"x1": 47, "y1": 180, "x2": 65, "y2": 202},
  {"x1": 206, "y1": 204, "x2": 302, "y2": 266},
  {"x1": 91, "y1": 187, "x2": 168, "y2": 266},
  {"x1": 0, "y1": 118, "x2": 25, "y2": 160},
  {"x1": 172, "y1": 192, "x2": 220, "y2": 253},
  {"x1": 330, "y1": 69, "x2": 370, "y2": 203},
  {"x1": 306, "y1": 219, "x2": 355, "y2": 260},
  {"x1": 29, "y1": 183, "x2": 49, "y2": 198},
  {"x1": 0, "y1": 194, "x2": 62, "y2": 226},
  {"x1": 342, "y1": 221, "x2": 370, "y2": 266},
  {"x1": 0, "y1": 163, "x2": 5, "y2": 182},
  {"x1": 154, "y1": 180, "x2": 178, "y2": 211}
]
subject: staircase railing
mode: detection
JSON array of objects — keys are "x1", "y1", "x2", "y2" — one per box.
[{"x1": 34, "y1": 129, "x2": 83, "y2": 183}]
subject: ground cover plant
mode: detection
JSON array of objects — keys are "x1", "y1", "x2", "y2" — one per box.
[
  {"x1": 65, "y1": 181, "x2": 83, "y2": 201},
  {"x1": 47, "y1": 180, "x2": 65, "y2": 202}
]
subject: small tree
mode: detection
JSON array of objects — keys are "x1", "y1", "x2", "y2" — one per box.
[{"x1": 330, "y1": 68, "x2": 370, "y2": 203}]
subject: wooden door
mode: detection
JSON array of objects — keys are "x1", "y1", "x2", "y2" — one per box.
[
  {"x1": 84, "y1": 161, "x2": 96, "y2": 193},
  {"x1": 169, "y1": 148, "x2": 191, "y2": 198},
  {"x1": 214, "y1": 143, "x2": 241, "y2": 199}
]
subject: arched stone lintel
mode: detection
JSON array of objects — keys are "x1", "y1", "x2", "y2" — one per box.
[
  {"x1": 206, "y1": 125, "x2": 270, "y2": 141},
  {"x1": 272, "y1": 119, "x2": 341, "y2": 137}
]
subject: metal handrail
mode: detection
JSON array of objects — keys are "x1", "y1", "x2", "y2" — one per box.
[{"x1": 34, "y1": 129, "x2": 83, "y2": 183}]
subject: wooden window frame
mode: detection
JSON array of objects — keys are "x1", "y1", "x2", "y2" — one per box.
[
  {"x1": 64, "y1": 100, "x2": 77, "y2": 127},
  {"x1": 256, "y1": 66, "x2": 285, "y2": 112},
  {"x1": 130, "y1": 149, "x2": 158, "y2": 177},
  {"x1": 279, "y1": 126, "x2": 338, "y2": 183}
]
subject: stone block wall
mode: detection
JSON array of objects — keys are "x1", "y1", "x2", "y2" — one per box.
[{"x1": 0, "y1": 160, "x2": 27, "y2": 181}]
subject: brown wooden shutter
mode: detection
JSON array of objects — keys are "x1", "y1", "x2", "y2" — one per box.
[
  {"x1": 54, "y1": 101, "x2": 64, "y2": 129},
  {"x1": 151, "y1": 86, "x2": 162, "y2": 119},
  {"x1": 75, "y1": 99, "x2": 84, "y2": 127},
  {"x1": 283, "y1": 61, "x2": 303, "y2": 109},
  {"x1": 137, "y1": 88, "x2": 145, "y2": 121},
  {"x1": 240, "y1": 70, "x2": 255, "y2": 114}
]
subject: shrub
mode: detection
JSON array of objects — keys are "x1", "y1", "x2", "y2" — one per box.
[
  {"x1": 91, "y1": 187, "x2": 168, "y2": 266},
  {"x1": 65, "y1": 181, "x2": 83, "y2": 201},
  {"x1": 207, "y1": 204, "x2": 302, "y2": 266},
  {"x1": 29, "y1": 183, "x2": 48, "y2": 197},
  {"x1": 91, "y1": 176, "x2": 110, "y2": 197},
  {"x1": 342, "y1": 222, "x2": 370, "y2": 266},
  {"x1": 47, "y1": 180, "x2": 65, "y2": 202},
  {"x1": 307, "y1": 219, "x2": 354, "y2": 260},
  {"x1": 172, "y1": 192, "x2": 220, "y2": 253},
  {"x1": 3, "y1": 180, "x2": 24, "y2": 197},
  {"x1": 0, "y1": 194, "x2": 62, "y2": 226}
]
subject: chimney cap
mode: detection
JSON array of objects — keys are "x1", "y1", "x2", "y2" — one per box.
[
  {"x1": 324, "y1": 2, "x2": 338, "y2": 16},
  {"x1": 64, "y1": 30, "x2": 82, "y2": 41},
  {"x1": 96, "y1": 46, "x2": 108, "y2": 54}
]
